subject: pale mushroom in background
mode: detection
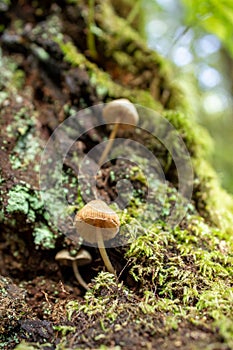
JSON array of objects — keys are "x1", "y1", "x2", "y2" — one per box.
[
  {"x1": 74, "y1": 199, "x2": 120, "y2": 274},
  {"x1": 55, "y1": 248, "x2": 92, "y2": 290},
  {"x1": 99, "y1": 99, "x2": 139, "y2": 165}
]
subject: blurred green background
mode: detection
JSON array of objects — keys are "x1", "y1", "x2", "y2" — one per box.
[{"x1": 142, "y1": 0, "x2": 233, "y2": 193}]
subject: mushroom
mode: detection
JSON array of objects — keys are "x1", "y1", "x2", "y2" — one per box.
[
  {"x1": 74, "y1": 199, "x2": 120, "y2": 274},
  {"x1": 55, "y1": 248, "x2": 92, "y2": 290},
  {"x1": 99, "y1": 99, "x2": 139, "y2": 165}
]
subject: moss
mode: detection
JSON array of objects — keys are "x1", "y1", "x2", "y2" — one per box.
[
  {"x1": 5, "y1": 184, "x2": 63, "y2": 249},
  {"x1": 95, "y1": 0, "x2": 166, "y2": 69},
  {"x1": 1, "y1": 1, "x2": 233, "y2": 349},
  {"x1": 57, "y1": 33, "x2": 219, "y2": 211},
  {"x1": 10, "y1": 132, "x2": 41, "y2": 171},
  {"x1": 65, "y1": 272, "x2": 167, "y2": 347},
  {"x1": 193, "y1": 158, "x2": 233, "y2": 233},
  {"x1": 14, "y1": 343, "x2": 51, "y2": 350},
  {"x1": 126, "y1": 212, "x2": 232, "y2": 284},
  {"x1": 57, "y1": 39, "x2": 162, "y2": 110},
  {"x1": 63, "y1": 269, "x2": 229, "y2": 348},
  {"x1": 214, "y1": 316, "x2": 233, "y2": 349},
  {"x1": 53, "y1": 325, "x2": 76, "y2": 337}
]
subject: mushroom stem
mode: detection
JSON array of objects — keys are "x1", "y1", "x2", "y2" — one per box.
[
  {"x1": 72, "y1": 260, "x2": 89, "y2": 290},
  {"x1": 98, "y1": 119, "x2": 119, "y2": 166},
  {"x1": 96, "y1": 228, "x2": 115, "y2": 274}
]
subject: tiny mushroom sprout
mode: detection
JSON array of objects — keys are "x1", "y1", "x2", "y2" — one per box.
[
  {"x1": 98, "y1": 98, "x2": 139, "y2": 165},
  {"x1": 74, "y1": 199, "x2": 120, "y2": 274},
  {"x1": 55, "y1": 248, "x2": 92, "y2": 290}
]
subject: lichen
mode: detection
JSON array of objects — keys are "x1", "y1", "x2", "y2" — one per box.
[
  {"x1": 32, "y1": 224, "x2": 58, "y2": 250},
  {"x1": 6, "y1": 184, "x2": 44, "y2": 222},
  {"x1": 10, "y1": 132, "x2": 41, "y2": 171},
  {"x1": 0, "y1": 47, "x2": 25, "y2": 93}
]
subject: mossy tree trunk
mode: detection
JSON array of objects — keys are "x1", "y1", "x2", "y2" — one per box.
[{"x1": 0, "y1": 1, "x2": 233, "y2": 349}]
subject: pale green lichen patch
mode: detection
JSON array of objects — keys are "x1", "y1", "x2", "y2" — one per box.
[
  {"x1": 5, "y1": 184, "x2": 62, "y2": 249},
  {"x1": 10, "y1": 132, "x2": 41, "y2": 170},
  {"x1": 0, "y1": 276, "x2": 31, "y2": 340},
  {"x1": 32, "y1": 224, "x2": 57, "y2": 250},
  {"x1": 0, "y1": 47, "x2": 25, "y2": 93},
  {"x1": 6, "y1": 184, "x2": 44, "y2": 222}
]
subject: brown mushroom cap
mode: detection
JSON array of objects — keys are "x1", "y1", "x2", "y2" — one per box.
[
  {"x1": 74, "y1": 200, "x2": 120, "y2": 244},
  {"x1": 55, "y1": 248, "x2": 92, "y2": 266},
  {"x1": 103, "y1": 99, "x2": 139, "y2": 130}
]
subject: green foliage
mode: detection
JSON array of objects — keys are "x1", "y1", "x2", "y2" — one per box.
[
  {"x1": 181, "y1": 0, "x2": 233, "y2": 58},
  {"x1": 53, "y1": 325, "x2": 76, "y2": 336}
]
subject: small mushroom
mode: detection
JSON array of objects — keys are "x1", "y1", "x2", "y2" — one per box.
[
  {"x1": 74, "y1": 199, "x2": 120, "y2": 274},
  {"x1": 55, "y1": 248, "x2": 92, "y2": 290},
  {"x1": 99, "y1": 99, "x2": 139, "y2": 165}
]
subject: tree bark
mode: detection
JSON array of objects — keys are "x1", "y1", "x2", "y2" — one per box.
[{"x1": 0, "y1": 1, "x2": 233, "y2": 349}]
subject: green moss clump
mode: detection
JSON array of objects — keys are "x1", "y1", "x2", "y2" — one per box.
[
  {"x1": 56, "y1": 39, "x2": 162, "y2": 110},
  {"x1": 14, "y1": 342, "x2": 46, "y2": 350},
  {"x1": 0, "y1": 48, "x2": 25, "y2": 93},
  {"x1": 129, "y1": 166, "x2": 147, "y2": 186},
  {"x1": 6, "y1": 104, "x2": 35, "y2": 134},
  {"x1": 65, "y1": 272, "x2": 167, "y2": 347}
]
